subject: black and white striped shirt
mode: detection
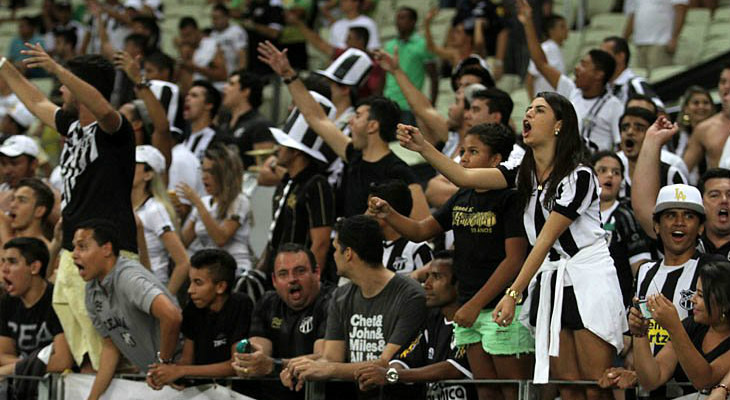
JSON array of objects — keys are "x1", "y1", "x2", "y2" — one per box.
[
  {"x1": 149, "y1": 80, "x2": 182, "y2": 134},
  {"x1": 383, "y1": 238, "x2": 433, "y2": 275},
  {"x1": 500, "y1": 163, "x2": 606, "y2": 260}
]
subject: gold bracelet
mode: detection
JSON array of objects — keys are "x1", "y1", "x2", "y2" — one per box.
[{"x1": 505, "y1": 287, "x2": 523, "y2": 304}]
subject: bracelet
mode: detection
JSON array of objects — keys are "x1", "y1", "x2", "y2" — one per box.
[
  {"x1": 505, "y1": 287, "x2": 523, "y2": 304},
  {"x1": 0, "y1": 57, "x2": 7, "y2": 70},
  {"x1": 156, "y1": 351, "x2": 174, "y2": 364},
  {"x1": 283, "y1": 72, "x2": 299, "y2": 85},
  {"x1": 713, "y1": 384, "x2": 730, "y2": 398}
]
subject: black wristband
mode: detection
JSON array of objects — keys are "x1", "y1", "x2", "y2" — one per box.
[
  {"x1": 272, "y1": 358, "x2": 283, "y2": 374},
  {"x1": 283, "y1": 73, "x2": 299, "y2": 85}
]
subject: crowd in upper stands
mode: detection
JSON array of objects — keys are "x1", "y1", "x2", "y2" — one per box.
[{"x1": 0, "y1": 0, "x2": 729, "y2": 399}]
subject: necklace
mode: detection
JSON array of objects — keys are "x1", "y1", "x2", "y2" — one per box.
[{"x1": 536, "y1": 168, "x2": 551, "y2": 191}]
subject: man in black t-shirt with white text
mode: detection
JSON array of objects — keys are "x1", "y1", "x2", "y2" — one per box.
[{"x1": 0, "y1": 46, "x2": 137, "y2": 377}]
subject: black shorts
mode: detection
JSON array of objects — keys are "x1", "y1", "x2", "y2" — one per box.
[{"x1": 528, "y1": 272, "x2": 585, "y2": 330}]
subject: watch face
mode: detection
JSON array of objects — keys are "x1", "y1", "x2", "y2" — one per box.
[{"x1": 386, "y1": 368, "x2": 398, "y2": 383}]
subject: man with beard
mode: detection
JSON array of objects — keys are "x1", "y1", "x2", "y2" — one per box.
[{"x1": 0, "y1": 46, "x2": 137, "y2": 378}]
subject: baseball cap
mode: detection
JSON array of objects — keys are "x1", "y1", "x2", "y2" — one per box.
[
  {"x1": 654, "y1": 184, "x2": 704, "y2": 216},
  {"x1": 135, "y1": 145, "x2": 166, "y2": 174},
  {"x1": 0, "y1": 135, "x2": 39, "y2": 158},
  {"x1": 8, "y1": 103, "x2": 35, "y2": 129}
]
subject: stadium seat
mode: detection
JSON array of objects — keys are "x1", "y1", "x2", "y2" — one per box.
[
  {"x1": 707, "y1": 22, "x2": 730, "y2": 40},
  {"x1": 701, "y1": 38, "x2": 730, "y2": 60},
  {"x1": 586, "y1": 1, "x2": 614, "y2": 19},
  {"x1": 685, "y1": 8, "x2": 712, "y2": 27},
  {"x1": 649, "y1": 65, "x2": 687, "y2": 83},
  {"x1": 496, "y1": 74, "x2": 522, "y2": 94},
  {"x1": 713, "y1": 7, "x2": 730, "y2": 22},
  {"x1": 561, "y1": 30, "x2": 583, "y2": 72},
  {"x1": 510, "y1": 88, "x2": 529, "y2": 132},
  {"x1": 590, "y1": 13, "x2": 626, "y2": 34},
  {"x1": 631, "y1": 67, "x2": 649, "y2": 79}
]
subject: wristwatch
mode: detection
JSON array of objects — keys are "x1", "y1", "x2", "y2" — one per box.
[
  {"x1": 135, "y1": 77, "x2": 151, "y2": 90},
  {"x1": 156, "y1": 351, "x2": 173, "y2": 364},
  {"x1": 283, "y1": 72, "x2": 299, "y2": 85},
  {"x1": 385, "y1": 367, "x2": 399, "y2": 384}
]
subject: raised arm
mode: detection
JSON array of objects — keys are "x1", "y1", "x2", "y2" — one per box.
[
  {"x1": 632, "y1": 116, "x2": 678, "y2": 239},
  {"x1": 258, "y1": 41, "x2": 350, "y2": 159},
  {"x1": 424, "y1": 8, "x2": 458, "y2": 64},
  {"x1": 285, "y1": 12, "x2": 334, "y2": 57},
  {"x1": 373, "y1": 49, "x2": 448, "y2": 144},
  {"x1": 683, "y1": 120, "x2": 707, "y2": 171},
  {"x1": 367, "y1": 196, "x2": 443, "y2": 242},
  {"x1": 0, "y1": 55, "x2": 59, "y2": 130},
  {"x1": 398, "y1": 124, "x2": 508, "y2": 190},
  {"x1": 22, "y1": 42, "x2": 121, "y2": 133},
  {"x1": 517, "y1": 0, "x2": 560, "y2": 90},
  {"x1": 114, "y1": 51, "x2": 174, "y2": 170}
]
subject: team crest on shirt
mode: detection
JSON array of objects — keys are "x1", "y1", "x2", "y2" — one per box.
[
  {"x1": 679, "y1": 289, "x2": 695, "y2": 311},
  {"x1": 391, "y1": 257, "x2": 407, "y2": 271},
  {"x1": 121, "y1": 332, "x2": 136, "y2": 347},
  {"x1": 299, "y1": 316, "x2": 314, "y2": 334},
  {"x1": 286, "y1": 193, "x2": 297, "y2": 209}
]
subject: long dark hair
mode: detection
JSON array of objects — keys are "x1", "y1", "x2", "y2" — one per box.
[
  {"x1": 516, "y1": 92, "x2": 589, "y2": 210},
  {"x1": 699, "y1": 261, "x2": 730, "y2": 321}
]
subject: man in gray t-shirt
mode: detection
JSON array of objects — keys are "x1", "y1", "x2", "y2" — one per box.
[
  {"x1": 283, "y1": 215, "x2": 426, "y2": 395},
  {"x1": 72, "y1": 220, "x2": 182, "y2": 400}
]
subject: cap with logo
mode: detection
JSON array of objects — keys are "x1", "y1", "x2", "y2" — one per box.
[
  {"x1": 270, "y1": 91, "x2": 337, "y2": 163},
  {"x1": 315, "y1": 48, "x2": 373, "y2": 87},
  {"x1": 0, "y1": 135, "x2": 40, "y2": 158},
  {"x1": 135, "y1": 145, "x2": 166, "y2": 175},
  {"x1": 654, "y1": 184, "x2": 704, "y2": 216}
]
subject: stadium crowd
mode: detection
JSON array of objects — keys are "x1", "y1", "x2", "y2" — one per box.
[{"x1": 0, "y1": 0, "x2": 729, "y2": 399}]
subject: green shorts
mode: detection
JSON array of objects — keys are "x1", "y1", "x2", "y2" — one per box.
[{"x1": 454, "y1": 306, "x2": 535, "y2": 356}]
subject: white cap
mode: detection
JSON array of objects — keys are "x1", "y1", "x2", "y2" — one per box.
[
  {"x1": 654, "y1": 184, "x2": 704, "y2": 216},
  {"x1": 0, "y1": 135, "x2": 39, "y2": 158},
  {"x1": 315, "y1": 48, "x2": 373, "y2": 87},
  {"x1": 7, "y1": 103, "x2": 35, "y2": 129},
  {"x1": 135, "y1": 145, "x2": 166, "y2": 174},
  {"x1": 464, "y1": 83, "x2": 487, "y2": 104},
  {"x1": 124, "y1": 0, "x2": 143, "y2": 10}
]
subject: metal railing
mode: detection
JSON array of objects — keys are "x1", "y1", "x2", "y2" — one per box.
[{"x1": 0, "y1": 373, "x2": 702, "y2": 400}]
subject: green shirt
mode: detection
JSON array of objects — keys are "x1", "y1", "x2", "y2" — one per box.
[
  {"x1": 383, "y1": 33, "x2": 435, "y2": 111},
  {"x1": 280, "y1": 0, "x2": 313, "y2": 44}
]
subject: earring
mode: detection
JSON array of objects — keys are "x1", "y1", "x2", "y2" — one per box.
[
  {"x1": 722, "y1": 313, "x2": 727, "y2": 322},
  {"x1": 554, "y1": 130, "x2": 560, "y2": 136}
]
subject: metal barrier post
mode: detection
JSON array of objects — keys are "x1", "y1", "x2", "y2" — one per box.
[{"x1": 37, "y1": 374, "x2": 50, "y2": 400}]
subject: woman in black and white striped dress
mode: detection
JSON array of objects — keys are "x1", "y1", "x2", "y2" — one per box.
[{"x1": 397, "y1": 92, "x2": 627, "y2": 400}]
